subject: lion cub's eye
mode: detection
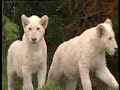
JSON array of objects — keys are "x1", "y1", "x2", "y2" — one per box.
[
  {"x1": 29, "y1": 28, "x2": 32, "y2": 31},
  {"x1": 108, "y1": 37, "x2": 112, "y2": 40},
  {"x1": 37, "y1": 27, "x2": 40, "y2": 31}
]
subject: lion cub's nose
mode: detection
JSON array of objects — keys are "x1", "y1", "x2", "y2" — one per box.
[{"x1": 32, "y1": 38, "x2": 36, "y2": 41}]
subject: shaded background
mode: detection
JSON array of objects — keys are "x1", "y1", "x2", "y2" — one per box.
[{"x1": 2, "y1": 0, "x2": 119, "y2": 90}]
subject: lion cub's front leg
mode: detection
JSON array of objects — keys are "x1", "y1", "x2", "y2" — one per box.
[
  {"x1": 95, "y1": 66, "x2": 119, "y2": 89},
  {"x1": 79, "y1": 63, "x2": 92, "y2": 90},
  {"x1": 37, "y1": 62, "x2": 47, "y2": 89},
  {"x1": 22, "y1": 66, "x2": 34, "y2": 90}
]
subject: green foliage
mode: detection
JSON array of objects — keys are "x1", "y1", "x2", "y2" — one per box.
[
  {"x1": 96, "y1": 85, "x2": 118, "y2": 90},
  {"x1": 3, "y1": 15, "x2": 20, "y2": 40},
  {"x1": 2, "y1": 74, "x2": 23, "y2": 90},
  {"x1": 41, "y1": 83, "x2": 63, "y2": 90},
  {"x1": 112, "y1": 15, "x2": 118, "y2": 33},
  {"x1": 2, "y1": 75, "x2": 7, "y2": 90},
  {"x1": 46, "y1": 15, "x2": 66, "y2": 45}
]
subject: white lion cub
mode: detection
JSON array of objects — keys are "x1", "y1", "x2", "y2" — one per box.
[
  {"x1": 7, "y1": 14, "x2": 48, "y2": 90},
  {"x1": 47, "y1": 19, "x2": 119, "y2": 90}
]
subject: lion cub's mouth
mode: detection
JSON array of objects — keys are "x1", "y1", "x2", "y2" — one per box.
[
  {"x1": 32, "y1": 41, "x2": 37, "y2": 44},
  {"x1": 106, "y1": 50, "x2": 115, "y2": 56}
]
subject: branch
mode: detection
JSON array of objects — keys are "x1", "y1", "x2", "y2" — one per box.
[
  {"x1": 68, "y1": 0, "x2": 73, "y2": 16},
  {"x1": 76, "y1": 26, "x2": 83, "y2": 36},
  {"x1": 78, "y1": 11, "x2": 102, "y2": 20},
  {"x1": 71, "y1": 22, "x2": 79, "y2": 32}
]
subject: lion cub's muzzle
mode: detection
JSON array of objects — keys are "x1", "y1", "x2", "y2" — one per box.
[{"x1": 31, "y1": 38, "x2": 37, "y2": 44}]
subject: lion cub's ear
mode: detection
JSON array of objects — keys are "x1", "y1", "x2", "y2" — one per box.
[
  {"x1": 96, "y1": 25, "x2": 105, "y2": 37},
  {"x1": 21, "y1": 14, "x2": 29, "y2": 28},
  {"x1": 104, "y1": 18, "x2": 112, "y2": 26},
  {"x1": 40, "y1": 15, "x2": 49, "y2": 29}
]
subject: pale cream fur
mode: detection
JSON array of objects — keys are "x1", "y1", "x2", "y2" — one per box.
[
  {"x1": 47, "y1": 19, "x2": 119, "y2": 90},
  {"x1": 7, "y1": 15, "x2": 48, "y2": 90}
]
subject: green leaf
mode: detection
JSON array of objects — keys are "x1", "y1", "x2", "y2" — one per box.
[{"x1": 3, "y1": 15, "x2": 20, "y2": 40}]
